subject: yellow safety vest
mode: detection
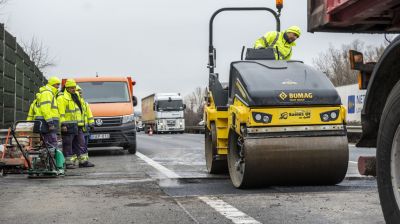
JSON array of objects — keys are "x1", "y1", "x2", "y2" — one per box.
[
  {"x1": 80, "y1": 96, "x2": 94, "y2": 132},
  {"x1": 37, "y1": 85, "x2": 59, "y2": 123},
  {"x1": 27, "y1": 99, "x2": 40, "y2": 121},
  {"x1": 57, "y1": 90, "x2": 85, "y2": 127}
]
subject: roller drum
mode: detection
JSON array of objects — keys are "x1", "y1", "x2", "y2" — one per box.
[{"x1": 228, "y1": 135, "x2": 349, "y2": 188}]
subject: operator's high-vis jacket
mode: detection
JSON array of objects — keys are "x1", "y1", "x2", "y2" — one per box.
[
  {"x1": 253, "y1": 31, "x2": 296, "y2": 60},
  {"x1": 57, "y1": 90, "x2": 84, "y2": 128},
  {"x1": 37, "y1": 85, "x2": 60, "y2": 123}
]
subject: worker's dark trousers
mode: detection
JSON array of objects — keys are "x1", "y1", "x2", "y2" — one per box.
[
  {"x1": 43, "y1": 132, "x2": 57, "y2": 148},
  {"x1": 62, "y1": 129, "x2": 86, "y2": 159}
]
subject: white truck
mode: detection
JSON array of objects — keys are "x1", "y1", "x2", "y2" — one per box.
[{"x1": 141, "y1": 93, "x2": 186, "y2": 134}]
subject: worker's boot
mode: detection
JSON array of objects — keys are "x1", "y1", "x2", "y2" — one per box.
[
  {"x1": 66, "y1": 164, "x2": 78, "y2": 169},
  {"x1": 79, "y1": 161, "x2": 95, "y2": 168}
]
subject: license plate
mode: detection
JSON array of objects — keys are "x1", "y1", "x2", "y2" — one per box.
[{"x1": 90, "y1": 134, "x2": 110, "y2": 140}]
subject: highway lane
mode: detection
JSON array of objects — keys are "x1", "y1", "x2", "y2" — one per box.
[
  {"x1": 0, "y1": 132, "x2": 383, "y2": 224},
  {"x1": 137, "y1": 132, "x2": 376, "y2": 178},
  {"x1": 135, "y1": 132, "x2": 383, "y2": 223}
]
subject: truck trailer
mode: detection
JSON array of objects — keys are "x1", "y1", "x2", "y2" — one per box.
[
  {"x1": 141, "y1": 93, "x2": 185, "y2": 134},
  {"x1": 308, "y1": 0, "x2": 400, "y2": 223}
]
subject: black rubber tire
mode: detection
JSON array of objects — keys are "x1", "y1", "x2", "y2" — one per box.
[
  {"x1": 377, "y1": 80, "x2": 400, "y2": 224},
  {"x1": 126, "y1": 142, "x2": 137, "y2": 154},
  {"x1": 227, "y1": 129, "x2": 250, "y2": 188},
  {"x1": 205, "y1": 123, "x2": 227, "y2": 174}
]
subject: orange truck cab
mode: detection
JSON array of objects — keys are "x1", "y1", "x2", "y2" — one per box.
[{"x1": 62, "y1": 76, "x2": 138, "y2": 154}]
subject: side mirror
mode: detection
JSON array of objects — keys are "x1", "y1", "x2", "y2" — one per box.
[
  {"x1": 132, "y1": 81, "x2": 136, "y2": 86},
  {"x1": 153, "y1": 104, "x2": 156, "y2": 110},
  {"x1": 349, "y1": 50, "x2": 364, "y2": 70},
  {"x1": 183, "y1": 104, "x2": 186, "y2": 110},
  {"x1": 132, "y1": 96, "x2": 138, "y2": 107}
]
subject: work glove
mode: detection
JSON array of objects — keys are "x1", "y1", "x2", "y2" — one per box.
[
  {"x1": 48, "y1": 121, "x2": 56, "y2": 131},
  {"x1": 89, "y1": 125, "x2": 95, "y2": 132},
  {"x1": 61, "y1": 125, "x2": 68, "y2": 133}
]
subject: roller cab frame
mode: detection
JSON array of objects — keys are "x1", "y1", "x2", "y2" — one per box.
[{"x1": 204, "y1": 7, "x2": 281, "y2": 174}]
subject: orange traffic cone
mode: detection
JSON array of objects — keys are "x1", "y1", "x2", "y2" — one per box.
[{"x1": 148, "y1": 127, "x2": 153, "y2": 136}]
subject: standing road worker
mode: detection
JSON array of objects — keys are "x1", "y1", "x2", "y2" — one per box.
[
  {"x1": 36, "y1": 76, "x2": 60, "y2": 147},
  {"x1": 57, "y1": 79, "x2": 95, "y2": 168},
  {"x1": 27, "y1": 93, "x2": 41, "y2": 121},
  {"x1": 76, "y1": 85, "x2": 94, "y2": 162},
  {"x1": 253, "y1": 25, "x2": 301, "y2": 60}
]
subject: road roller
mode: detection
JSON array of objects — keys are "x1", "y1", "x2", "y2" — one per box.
[{"x1": 204, "y1": 6, "x2": 349, "y2": 188}]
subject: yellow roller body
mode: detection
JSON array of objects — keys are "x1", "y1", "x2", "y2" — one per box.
[
  {"x1": 204, "y1": 91, "x2": 229, "y2": 174},
  {"x1": 227, "y1": 98, "x2": 349, "y2": 188}
]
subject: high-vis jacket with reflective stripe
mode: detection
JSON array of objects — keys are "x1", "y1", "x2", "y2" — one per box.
[
  {"x1": 82, "y1": 99, "x2": 94, "y2": 129},
  {"x1": 57, "y1": 90, "x2": 84, "y2": 127},
  {"x1": 27, "y1": 99, "x2": 41, "y2": 121},
  {"x1": 37, "y1": 85, "x2": 60, "y2": 122},
  {"x1": 253, "y1": 31, "x2": 296, "y2": 60}
]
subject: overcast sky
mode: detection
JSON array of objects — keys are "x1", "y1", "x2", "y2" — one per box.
[{"x1": 2, "y1": 0, "x2": 390, "y2": 108}]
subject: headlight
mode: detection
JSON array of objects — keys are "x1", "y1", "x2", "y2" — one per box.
[
  {"x1": 252, "y1": 112, "x2": 272, "y2": 124},
  {"x1": 122, "y1": 114, "x2": 135, "y2": 124},
  {"x1": 320, "y1": 110, "x2": 339, "y2": 122}
]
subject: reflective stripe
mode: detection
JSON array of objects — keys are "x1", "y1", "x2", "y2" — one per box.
[
  {"x1": 261, "y1": 32, "x2": 279, "y2": 48},
  {"x1": 39, "y1": 101, "x2": 52, "y2": 106},
  {"x1": 271, "y1": 32, "x2": 279, "y2": 47},
  {"x1": 62, "y1": 121, "x2": 78, "y2": 124},
  {"x1": 65, "y1": 108, "x2": 81, "y2": 113},
  {"x1": 35, "y1": 116, "x2": 44, "y2": 119},
  {"x1": 78, "y1": 153, "x2": 89, "y2": 163}
]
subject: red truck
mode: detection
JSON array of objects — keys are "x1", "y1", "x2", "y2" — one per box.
[{"x1": 308, "y1": 0, "x2": 400, "y2": 223}]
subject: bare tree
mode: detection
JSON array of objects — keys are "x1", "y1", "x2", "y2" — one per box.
[
  {"x1": 0, "y1": 0, "x2": 8, "y2": 6},
  {"x1": 313, "y1": 39, "x2": 386, "y2": 86},
  {"x1": 22, "y1": 36, "x2": 56, "y2": 71},
  {"x1": 184, "y1": 87, "x2": 207, "y2": 126}
]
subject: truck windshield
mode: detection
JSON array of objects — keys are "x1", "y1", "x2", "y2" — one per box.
[
  {"x1": 78, "y1": 82, "x2": 130, "y2": 103},
  {"x1": 157, "y1": 100, "x2": 183, "y2": 111}
]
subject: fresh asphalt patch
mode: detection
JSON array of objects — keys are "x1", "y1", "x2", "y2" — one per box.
[{"x1": 160, "y1": 177, "x2": 377, "y2": 197}]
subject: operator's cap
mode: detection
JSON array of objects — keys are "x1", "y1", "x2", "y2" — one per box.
[
  {"x1": 76, "y1": 85, "x2": 82, "y2": 91},
  {"x1": 47, "y1": 76, "x2": 61, "y2": 86},
  {"x1": 65, "y1": 79, "x2": 77, "y2": 88},
  {"x1": 286, "y1": 26, "x2": 301, "y2": 37}
]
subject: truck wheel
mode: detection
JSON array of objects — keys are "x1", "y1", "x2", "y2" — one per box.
[
  {"x1": 205, "y1": 123, "x2": 227, "y2": 174},
  {"x1": 377, "y1": 80, "x2": 400, "y2": 223},
  {"x1": 126, "y1": 142, "x2": 137, "y2": 154}
]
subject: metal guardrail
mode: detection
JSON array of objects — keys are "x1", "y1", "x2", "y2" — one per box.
[
  {"x1": 185, "y1": 126, "x2": 205, "y2": 134},
  {"x1": 347, "y1": 126, "x2": 362, "y2": 133},
  {"x1": 185, "y1": 125, "x2": 362, "y2": 134}
]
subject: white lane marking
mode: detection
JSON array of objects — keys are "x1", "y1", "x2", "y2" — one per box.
[
  {"x1": 349, "y1": 161, "x2": 358, "y2": 164},
  {"x1": 199, "y1": 196, "x2": 261, "y2": 224},
  {"x1": 136, "y1": 152, "x2": 181, "y2": 179},
  {"x1": 137, "y1": 152, "x2": 259, "y2": 224}
]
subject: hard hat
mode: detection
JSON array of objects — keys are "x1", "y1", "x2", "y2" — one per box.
[
  {"x1": 286, "y1": 26, "x2": 301, "y2": 37},
  {"x1": 47, "y1": 76, "x2": 61, "y2": 86},
  {"x1": 76, "y1": 85, "x2": 82, "y2": 91},
  {"x1": 65, "y1": 79, "x2": 77, "y2": 88}
]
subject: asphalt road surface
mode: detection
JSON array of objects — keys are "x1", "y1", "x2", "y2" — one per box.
[{"x1": 0, "y1": 133, "x2": 383, "y2": 224}]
